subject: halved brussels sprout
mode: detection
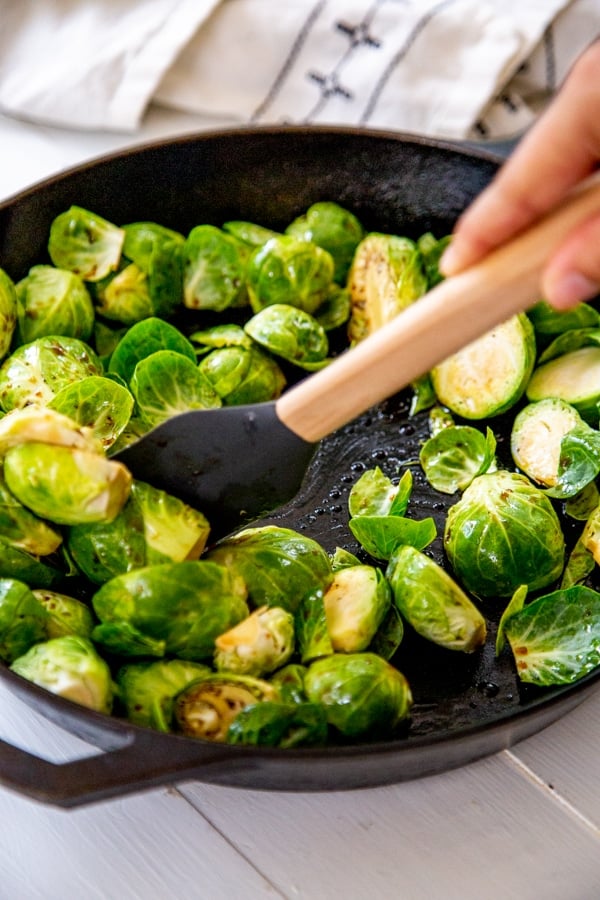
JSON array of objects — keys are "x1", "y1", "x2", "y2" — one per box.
[
  {"x1": 48, "y1": 375, "x2": 134, "y2": 449},
  {"x1": 387, "y1": 546, "x2": 486, "y2": 652},
  {"x1": 130, "y1": 350, "x2": 221, "y2": 429},
  {"x1": 183, "y1": 225, "x2": 249, "y2": 311},
  {"x1": 246, "y1": 235, "x2": 334, "y2": 315},
  {"x1": 0, "y1": 577, "x2": 49, "y2": 662},
  {"x1": 347, "y1": 233, "x2": 427, "y2": 343},
  {"x1": 15, "y1": 265, "x2": 95, "y2": 344},
  {"x1": 526, "y1": 346, "x2": 600, "y2": 420},
  {"x1": 48, "y1": 206, "x2": 125, "y2": 281},
  {"x1": 117, "y1": 658, "x2": 212, "y2": 731},
  {"x1": 431, "y1": 314, "x2": 536, "y2": 419},
  {"x1": 323, "y1": 565, "x2": 391, "y2": 652},
  {"x1": 214, "y1": 605, "x2": 295, "y2": 677},
  {"x1": 304, "y1": 653, "x2": 412, "y2": 738},
  {"x1": 244, "y1": 304, "x2": 329, "y2": 369},
  {"x1": 107, "y1": 316, "x2": 197, "y2": 385},
  {"x1": 4, "y1": 442, "x2": 132, "y2": 526},
  {"x1": 444, "y1": 470, "x2": 565, "y2": 597},
  {"x1": 0, "y1": 407, "x2": 103, "y2": 458},
  {"x1": 10, "y1": 635, "x2": 114, "y2": 713},
  {"x1": 34, "y1": 589, "x2": 95, "y2": 639},
  {"x1": 0, "y1": 268, "x2": 17, "y2": 361},
  {"x1": 285, "y1": 201, "x2": 365, "y2": 284},
  {"x1": 173, "y1": 673, "x2": 279, "y2": 741},
  {"x1": 510, "y1": 399, "x2": 583, "y2": 488},
  {"x1": 91, "y1": 561, "x2": 248, "y2": 660},
  {"x1": 206, "y1": 526, "x2": 332, "y2": 615},
  {"x1": 92, "y1": 263, "x2": 155, "y2": 325},
  {"x1": 0, "y1": 335, "x2": 103, "y2": 412}
]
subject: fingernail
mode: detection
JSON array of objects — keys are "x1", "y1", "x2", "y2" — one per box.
[{"x1": 546, "y1": 272, "x2": 599, "y2": 310}]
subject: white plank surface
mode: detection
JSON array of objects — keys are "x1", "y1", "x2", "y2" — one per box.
[{"x1": 2, "y1": 106, "x2": 600, "y2": 900}]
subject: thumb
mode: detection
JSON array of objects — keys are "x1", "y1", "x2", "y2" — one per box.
[{"x1": 542, "y1": 211, "x2": 600, "y2": 309}]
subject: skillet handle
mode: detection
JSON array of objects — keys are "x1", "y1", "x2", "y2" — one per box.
[
  {"x1": 276, "y1": 171, "x2": 600, "y2": 443},
  {"x1": 0, "y1": 728, "x2": 239, "y2": 808}
]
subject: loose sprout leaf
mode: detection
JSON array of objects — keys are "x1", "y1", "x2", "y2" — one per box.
[
  {"x1": 348, "y1": 467, "x2": 412, "y2": 518},
  {"x1": 417, "y1": 232, "x2": 451, "y2": 288},
  {"x1": 528, "y1": 301, "x2": 600, "y2": 337},
  {"x1": 269, "y1": 663, "x2": 308, "y2": 704},
  {"x1": 92, "y1": 262, "x2": 155, "y2": 325},
  {"x1": 428, "y1": 406, "x2": 455, "y2": 436},
  {"x1": 34, "y1": 589, "x2": 95, "y2": 640},
  {"x1": 495, "y1": 584, "x2": 527, "y2": 656},
  {"x1": 295, "y1": 589, "x2": 333, "y2": 664},
  {"x1": 410, "y1": 374, "x2": 437, "y2": 416},
  {"x1": 48, "y1": 206, "x2": 125, "y2": 282},
  {"x1": 546, "y1": 424, "x2": 600, "y2": 498},
  {"x1": 349, "y1": 514, "x2": 436, "y2": 561},
  {"x1": 0, "y1": 539, "x2": 66, "y2": 589},
  {"x1": 226, "y1": 700, "x2": 328, "y2": 748},
  {"x1": 565, "y1": 481, "x2": 600, "y2": 520},
  {"x1": 330, "y1": 546, "x2": 362, "y2": 571},
  {"x1": 0, "y1": 577, "x2": 50, "y2": 662},
  {"x1": 130, "y1": 350, "x2": 221, "y2": 429},
  {"x1": 48, "y1": 375, "x2": 134, "y2": 449},
  {"x1": 505, "y1": 585, "x2": 600, "y2": 686},
  {"x1": 560, "y1": 537, "x2": 595, "y2": 589},
  {"x1": 419, "y1": 425, "x2": 496, "y2": 494},
  {"x1": 222, "y1": 220, "x2": 282, "y2": 248},
  {"x1": 107, "y1": 316, "x2": 197, "y2": 385},
  {"x1": 367, "y1": 604, "x2": 404, "y2": 661},
  {"x1": 537, "y1": 326, "x2": 600, "y2": 363},
  {"x1": 189, "y1": 324, "x2": 252, "y2": 353},
  {"x1": 581, "y1": 502, "x2": 600, "y2": 565}
]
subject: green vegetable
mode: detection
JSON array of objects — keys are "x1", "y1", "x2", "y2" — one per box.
[
  {"x1": 34, "y1": 589, "x2": 95, "y2": 639},
  {"x1": 183, "y1": 225, "x2": 249, "y2": 311},
  {"x1": 285, "y1": 201, "x2": 364, "y2": 284},
  {"x1": 0, "y1": 541, "x2": 65, "y2": 588},
  {"x1": 504, "y1": 585, "x2": 600, "y2": 685},
  {"x1": 117, "y1": 659, "x2": 211, "y2": 731},
  {"x1": 295, "y1": 589, "x2": 334, "y2": 664},
  {"x1": 269, "y1": 663, "x2": 308, "y2": 704},
  {"x1": 199, "y1": 345, "x2": 286, "y2": 404},
  {"x1": 526, "y1": 346, "x2": 600, "y2": 420},
  {"x1": 304, "y1": 653, "x2": 412, "y2": 738},
  {"x1": 0, "y1": 468, "x2": 63, "y2": 556},
  {"x1": 444, "y1": 471, "x2": 565, "y2": 597},
  {"x1": 130, "y1": 350, "x2": 221, "y2": 429},
  {"x1": 246, "y1": 235, "x2": 334, "y2": 315},
  {"x1": 510, "y1": 399, "x2": 583, "y2": 488},
  {"x1": 15, "y1": 265, "x2": 95, "y2": 344},
  {"x1": 48, "y1": 206, "x2": 124, "y2": 281},
  {"x1": 431, "y1": 314, "x2": 536, "y2": 419},
  {"x1": 323, "y1": 565, "x2": 391, "y2": 652},
  {"x1": 10, "y1": 635, "x2": 114, "y2": 712},
  {"x1": 0, "y1": 578, "x2": 49, "y2": 662},
  {"x1": 226, "y1": 701, "x2": 328, "y2": 748},
  {"x1": 48, "y1": 375, "x2": 134, "y2": 450},
  {"x1": 349, "y1": 514, "x2": 436, "y2": 562},
  {"x1": 244, "y1": 304, "x2": 329, "y2": 368},
  {"x1": 527, "y1": 300, "x2": 600, "y2": 336},
  {"x1": 387, "y1": 546, "x2": 487, "y2": 652},
  {"x1": 419, "y1": 425, "x2": 496, "y2": 494},
  {"x1": 348, "y1": 467, "x2": 413, "y2": 518},
  {"x1": 214, "y1": 605, "x2": 295, "y2": 676},
  {"x1": 91, "y1": 561, "x2": 248, "y2": 660},
  {"x1": 173, "y1": 673, "x2": 278, "y2": 741},
  {"x1": 0, "y1": 268, "x2": 17, "y2": 360},
  {"x1": 107, "y1": 316, "x2": 197, "y2": 385}
]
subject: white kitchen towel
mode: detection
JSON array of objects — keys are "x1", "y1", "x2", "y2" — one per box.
[{"x1": 0, "y1": 0, "x2": 598, "y2": 138}]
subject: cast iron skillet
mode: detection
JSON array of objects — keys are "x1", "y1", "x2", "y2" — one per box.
[{"x1": 0, "y1": 126, "x2": 599, "y2": 808}]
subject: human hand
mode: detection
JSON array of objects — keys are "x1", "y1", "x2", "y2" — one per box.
[{"x1": 440, "y1": 41, "x2": 600, "y2": 310}]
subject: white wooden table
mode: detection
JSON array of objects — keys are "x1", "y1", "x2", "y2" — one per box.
[{"x1": 1, "y1": 107, "x2": 599, "y2": 900}]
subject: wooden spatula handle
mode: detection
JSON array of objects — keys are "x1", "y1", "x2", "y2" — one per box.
[{"x1": 276, "y1": 171, "x2": 600, "y2": 444}]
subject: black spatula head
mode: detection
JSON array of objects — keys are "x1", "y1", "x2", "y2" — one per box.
[{"x1": 114, "y1": 401, "x2": 316, "y2": 540}]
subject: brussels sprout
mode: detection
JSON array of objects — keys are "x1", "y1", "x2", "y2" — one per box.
[
  {"x1": 0, "y1": 335, "x2": 103, "y2": 412},
  {"x1": 510, "y1": 399, "x2": 583, "y2": 488},
  {"x1": 34, "y1": 589, "x2": 95, "y2": 639},
  {"x1": 122, "y1": 221, "x2": 184, "y2": 266},
  {"x1": 0, "y1": 468, "x2": 62, "y2": 556},
  {"x1": 419, "y1": 425, "x2": 497, "y2": 494},
  {"x1": 348, "y1": 514, "x2": 436, "y2": 562},
  {"x1": 0, "y1": 540, "x2": 66, "y2": 588},
  {"x1": 348, "y1": 467, "x2": 413, "y2": 518},
  {"x1": 92, "y1": 319, "x2": 128, "y2": 363},
  {"x1": 561, "y1": 537, "x2": 595, "y2": 589},
  {"x1": 226, "y1": 701, "x2": 328, "y2": 748},
  {"x1": 0, "y1": 407, "x2": 103, "y2": 458},
  {"x1": 330, "y1": 546, "x2": 362, "y2": 571},
  {"x1": 387, "y1": 546, "x2": 487, "y2": 652},
  {"x1": 68, "y1": 478, "x2": 210, "y2": 583},
  {"x1": 173, "y1": 672, "x2": 279, "y2": 741},
  {"x1": 117, "y1": 659, "x2": 211, "y2": 731},
  {"x1": 10, "y1": 635, "x2": 114, "y2": 713},
  {"x1": 347, "y1": 234, "x2": 427, "y2": 343},
  {"x1": 0, "y1": 578, "x2": 49, "y2": 662},
  {"x1": 183, "y1": 225, "x2": 249, "y2": 311},
  {"x1": 123, "y1": 223, "x2": 184, "y2": 318},
  {"x1": 199, "y1": 345, "x2": 286, "y2": 404},
  {"x1": 285, "y1": 201, "x2": 365, "y2": 283},
  {"x1": 526, "y1": 346, "x2": 600, "y2": 420},
  {"x1": 14, "y1": 265, "x2": 95, "y2": 345},
  {"x1": 0, "y1": 268, "x2": 17, "y2": 360},
  {"x1": 222, "y1": 220, "x2": 281, "y2": 248},
  {"x1": 92, "y1": 263, "x2": 155, "y2": 325},
  {"x1": 48, "y1": 206, "x2": 124, "y2": 281},
  {"x1": 304, "y1": 653, "x2": 412, "y2": 738},
  {"x1": 431, "y1": 314, "x2": 536, "y2": 419},
  {"x1": 107, "y1": 316, "x2": 197, "y2": 385},
  {"x1": 528, "y1": 300, "x2": 600, "y2": 337},
  {"x1": 92, "y1": 561, "x2": 248, "y2": 660},
  {"x1": 4, "y1": 442, "x2": 132, "y2": 526},
  {"x1": 504, "y1": 585, "x2": 600, "y2": 685},
  {"x1": 295, "y1": 589, "x2": 333, "y2": 663},
  {"x1": 246, "y1": 235, "x2": 334, "y2": 315},
  {"x1": 244, "y1": 304, "x2": 329, "y2": 368},
  {"x1": 214, "y1": 605, "x2": 295, "y2": 676},
  {"x1": 323, "y1": 565, "x2": 391, "y2": 653},
  {"x1": 130, "y1": 350, "x2": 221, "y2": 428},
  {"x1": 48, "y1": 375, "x2": 134, "y2": 449},
  {"x1": 444, "y1": 471, "x2": 565, "y2": 598},
  {"x1": 206, "y1": 526, "x2": 332, "y2": 614},
  {"x1": 417, "y1": 232, "x2": 452, "y2": 288},
  {"x1": 269, "y1": 663, "x2": 309, "y2": 704}
]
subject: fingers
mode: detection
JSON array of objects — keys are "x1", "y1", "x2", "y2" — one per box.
[
  {"x1": 542, "y1": 211, "x2": 600, "y2": 309},
  {"x1": 440, "y1": 41, "x2": 600, "y2": 278}
]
